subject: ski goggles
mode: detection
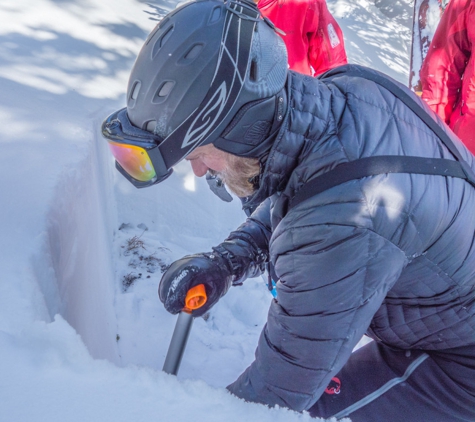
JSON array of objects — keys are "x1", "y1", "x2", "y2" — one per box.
[{"x1": 101, "y1": 108, "x2": 172, "y2": 188}]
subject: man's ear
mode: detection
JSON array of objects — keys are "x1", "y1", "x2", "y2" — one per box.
[{"x1": 215, "y1": 97, "x2": 275, "y2": 153}]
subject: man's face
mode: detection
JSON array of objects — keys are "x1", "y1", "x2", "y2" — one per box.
[
  {"x1": 186, "y1": 144, "x2": 227, "y2": 177},
  {"x1": 185, "y1": 144, "x2": 260, "y2": 197}
]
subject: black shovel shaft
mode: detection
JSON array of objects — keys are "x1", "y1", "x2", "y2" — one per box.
[{"x1": 162, "y1": 311, "x2": 194, "y2": 375}]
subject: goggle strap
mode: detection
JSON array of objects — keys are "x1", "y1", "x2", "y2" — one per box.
[{"x1": 148, "y1": 145, "x2": 169, "y2": 179}]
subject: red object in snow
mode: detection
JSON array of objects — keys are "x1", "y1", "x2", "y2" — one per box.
[{"x1": 257, "y1": 0, "x2": 348, "y2": 76}]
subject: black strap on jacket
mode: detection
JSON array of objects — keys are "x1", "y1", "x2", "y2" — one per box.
[{"x1": 288, "y1": 67, "x2": 475, "y2": 210}]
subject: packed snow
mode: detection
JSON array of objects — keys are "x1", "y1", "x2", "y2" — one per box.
[{"x1": 0, "y1": 0, "x2": 413, "y2": 420}]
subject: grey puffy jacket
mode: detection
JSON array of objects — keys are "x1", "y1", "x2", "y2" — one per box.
[{"x1": 224, "y1": 65, "x2": 475, "y2": 411}]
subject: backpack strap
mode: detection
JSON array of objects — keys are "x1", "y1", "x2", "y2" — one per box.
[{"x1": 289, "y1": 67, "x2": 475, "y2": 210}]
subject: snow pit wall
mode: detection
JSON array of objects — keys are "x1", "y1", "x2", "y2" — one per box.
[{"x1": 40, "y1": 127, "x2": 120, "y2": 364}]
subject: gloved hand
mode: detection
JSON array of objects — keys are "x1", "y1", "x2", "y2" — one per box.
[
  {"x1": 159, "y1": 219, "x2": 270, "y2": 317},
  {"x1": 158, "y1": 252, "x2": 234, "y2": 317}
]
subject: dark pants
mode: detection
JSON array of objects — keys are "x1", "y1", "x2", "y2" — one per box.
[{"x1": 308, "y1": 341, "x2": 475, "y2": 421}]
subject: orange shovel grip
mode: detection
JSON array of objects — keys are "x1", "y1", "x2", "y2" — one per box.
[{"x1": 184, "y1": 284, "x2": 207, "y2": 311}]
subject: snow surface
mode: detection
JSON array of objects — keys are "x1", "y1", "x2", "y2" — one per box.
[{"x1": 0, "y1": 0, "x2": 413, "y2": 421}]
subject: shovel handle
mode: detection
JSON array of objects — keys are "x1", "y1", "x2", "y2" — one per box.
[
  {"x1": 162, "y1": 284, "x2": 207, "y2": 375},
  {"x1": 184, "y1": 284, "x2": 207, "y2": 311}
]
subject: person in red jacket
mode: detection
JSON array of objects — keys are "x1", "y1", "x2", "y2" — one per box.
[
  {"x1": 420, "y1": 0, "x2": 475, "y2": 153},
  {"x1": 256, "y1": 0, "x2": 347, "y2": 76}
]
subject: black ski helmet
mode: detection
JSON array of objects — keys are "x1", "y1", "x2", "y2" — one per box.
[{"x1": 126, "y1": 0, "x2": 287, "y2": 171}]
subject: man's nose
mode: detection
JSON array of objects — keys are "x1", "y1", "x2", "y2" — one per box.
[{"x1": 190, "y1": 159, "x2": 208, "y2": 177}]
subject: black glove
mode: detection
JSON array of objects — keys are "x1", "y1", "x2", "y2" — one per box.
[
  {"x1": 158, "y1": 252, "x2": 233, "y2": 317},
  {"x1": 159, "y1": 219, "x2": 270, "y2": 317}
]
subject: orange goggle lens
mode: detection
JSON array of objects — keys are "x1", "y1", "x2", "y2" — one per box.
[{"x1": 108, "y1": 141, "x2": 157, "y2": 182}]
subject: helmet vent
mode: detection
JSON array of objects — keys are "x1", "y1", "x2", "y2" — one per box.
[
  {"x1": 152, "y1": 25, "x2": 174, "y2": 58},
  {"x1": 130, "y1": 81, "x2": 141, "y2": 100},
  {"x1": 145, "y1": 120, "x2": 157, "y2": 132},
  {"x1": 153, "y1": 80, "x2": 175, "y2": 103},
  {"x1": 145, "y1": 23, "x2": 162, "y2": 46},
  {"x1": 183, "y1": 44, "x2": 203, "y2": 61},
  {"x1": 208, "y1": 6, "x2": 222, "y2": 25}
]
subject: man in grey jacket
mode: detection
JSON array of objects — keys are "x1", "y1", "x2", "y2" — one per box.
[{"x1": 101, "y1": 0, "x2": 475, "y2": 420}]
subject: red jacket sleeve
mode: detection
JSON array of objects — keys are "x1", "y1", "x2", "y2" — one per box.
[{"x1": 421, "y1": 0, "x2": 472, "y2": 124}]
